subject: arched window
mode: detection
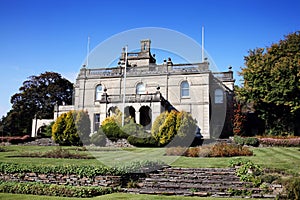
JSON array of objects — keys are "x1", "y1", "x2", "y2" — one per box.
[
  {"x1": 136, "y1": 83, "x2": 146, "y2": 94},
  {"x1": 214, "y1": 89, "x2": 224, "y2": 104},
  {"x1": 95, "y1": 84, "x2": 103, "y2": 100},
  {"x1": 180, "y1": 81, "x2": 189, "y2": 97}
]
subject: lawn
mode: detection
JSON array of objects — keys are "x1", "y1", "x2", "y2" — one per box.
[
  {"x1": 0, "y1": 145, "x2": 298, "y2": 199},
  {"x1": 0, "y1": 193, "x2": 272, "y2": 200},
  {"x1": 1, "y1": 145, "x2": 300, "y2": 174}
]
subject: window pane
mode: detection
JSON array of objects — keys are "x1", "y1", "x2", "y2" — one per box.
[
  {"x1": 181, "y1": 81, "x2": 189, "y2": 97},
  {"x1": 214, "y1": 89, "x2": 223, "y2": 104},
  {"x1": 136, "y1": 83, "x2": 145, "y2": 94},
  {"x1": 96, "y1": 85, "x2": 103, "y2": 100}
]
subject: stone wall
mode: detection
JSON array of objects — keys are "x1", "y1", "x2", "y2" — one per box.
[{"x1": 0, "y1": 172, "x2": 121, "y2": 187}]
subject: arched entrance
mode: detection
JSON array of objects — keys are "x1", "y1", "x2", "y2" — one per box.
[
  {"x1": 108, "y1": 106, "x2": 119, "y2": 116},
  {"x1": 139, "y1": 106, "x2": 152, "y2": 130},
  {"x1": 124, "y1": 106, "x2": 136, "y2": 122}
]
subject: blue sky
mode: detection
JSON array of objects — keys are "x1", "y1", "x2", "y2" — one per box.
[{"x1": 0, "y1": 0, "x2": 299, "y2": 117}]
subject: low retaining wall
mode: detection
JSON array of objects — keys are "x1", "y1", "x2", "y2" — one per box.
[{"x1": 0, "y1": 172, "x2": 121, "y2": 187}]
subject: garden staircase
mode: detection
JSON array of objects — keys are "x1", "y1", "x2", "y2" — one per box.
[{"x1": 124, "y1": 167, "x2": 278, "y2": 198}]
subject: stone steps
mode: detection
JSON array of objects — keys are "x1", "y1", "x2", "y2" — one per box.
[{"x1": 123, "y1": 167, "x2": 277, "y2": 198}]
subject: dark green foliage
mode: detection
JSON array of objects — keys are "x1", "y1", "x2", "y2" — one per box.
[
  {"x1": 234, "y1": 136, "x2": 259, "y2": 147},
  {"x1": 74, "y1": 110, "x2": 91, "y2": 144},
  {"x1": 127, "y1": 135, "x2": 158, "y2": 147},
  {"x1": 90, "y1": 128, "x2": 107, "y2": 146},
  {"x1": 0, "y1": 162, "x2": 123, "y2": 177},
  {"x1": 40, "y1": 122, "x2": 54, "y2": 138},
  {"x1": 0, "y1": 72, "x2": 73, "y2": 136},
  {"x1": 0, "y1": 160, "x2": 165, "y2": 176},
  {"x1": 121, "y1": 119, "x2": 145, "y2": 136},
  {"x1": 0, "y1": 181, "x2": 115, "y2": 198},
  {"x1": 238, "y1": 31, "x2": 300, "y2": 136}
]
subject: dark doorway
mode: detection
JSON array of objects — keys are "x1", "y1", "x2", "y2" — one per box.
[
  {"x1": 139, "y1": 106, "x2": 152, "y2": 130},
  {"x1": 124, "y1": 106, "x2": 136, "y2": 122}
]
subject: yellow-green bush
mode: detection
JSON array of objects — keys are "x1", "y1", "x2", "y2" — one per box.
[
  {"x1": 151, "y1": 110, "x2": 197, "y2": 146},
  {"x1": 101, "y1": 116, "x2": 128, "y2": 141},
  {"x1": 52, "y1": 110, "x2": 90, "y2": 146}
]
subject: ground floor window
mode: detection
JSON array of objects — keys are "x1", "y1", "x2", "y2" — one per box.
[{"x1": 94, "y1": 113, "x2": 100, "y2": 132}]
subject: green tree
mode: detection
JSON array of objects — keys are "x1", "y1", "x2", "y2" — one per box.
[
  {"x1": 75, "y1": 110, "x2": 91, "y2": 144},
  {"x1": 238, "y1": 31, "x2": 300, "y2": 135},
  {"x1": 176, "y1": 111, "x2": 197, "y2": 138},
  {"x1": 64, "y1": 111, "x2": 79, "y2": 146},
  {"x1": 0, "y1": 72, "x2": 73, "y2": 136}
]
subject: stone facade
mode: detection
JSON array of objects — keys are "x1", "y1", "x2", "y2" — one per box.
[{"x1": 34, "y1": 39, "x2": 234, "y2": 139}]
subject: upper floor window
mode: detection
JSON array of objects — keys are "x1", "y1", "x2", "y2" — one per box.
[
  {"x1": 180, "y1": 81, "x2": 189, "y2": 97},
  {"x1": 136, "y1": 83, "x2": 146, "y2": 94},
  {"x1": 95, "y1": 84, "x2": 103, "y2": 100},
  {"x1": 214, "y1": 89, "x2": 224, "y2": 104}
]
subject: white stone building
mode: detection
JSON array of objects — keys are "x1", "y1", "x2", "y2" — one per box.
[{"x1": 32, "y1": 39, "x2": 235, "y2": 139}]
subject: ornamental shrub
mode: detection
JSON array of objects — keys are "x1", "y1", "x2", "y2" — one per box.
[
  {"x1": 75, "y1": 110, "x2": 91, "y2": 144},
  {"x1": 151, "y1": 110, "x2": 197, "y2": 147},
  {"x1": 121, "y1": 119, "x2": 145, "y2": 137},
  {"x1": 42, "y1": 121, "x2": 54, "y2": 138},
  {"x1": 234, "y1": 136, "x2": 259, "y2": 147},
  {"x1": 52, "y1": 110, "x2": 91, "y2": 146},
  {"x1": 90, "y1": 128, "x2": 106, "y2": 146},
  {"x1": 258, "y1": 137, "x2": 300, "y2": 147},
  {"x1": 127, "y1": 135, "x2": 158, "y2": 147},
  {"x1": 210, "y1": 143, "x2": 253, "y2": 157},
  {"x1": 0, "y1": 181, "x2": 115, "y2": 197},
  {"x1": 101, "y1": 117, "x2": 128, "y2": 141}
]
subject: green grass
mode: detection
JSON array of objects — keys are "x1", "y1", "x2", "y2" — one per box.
[
  {"x1": 0, "y1": 145, "x2": 300, "y2": 174},
  {"x1": 0, "y1": 145, "x2": 296, "y2": 200},
  {"x1": 0, "y1": 193, "x2": 271, "y2": 200}
]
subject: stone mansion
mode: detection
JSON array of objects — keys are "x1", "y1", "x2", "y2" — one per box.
[{"x1": 32, "y1": 39, "x2": 235, "y2": 139}]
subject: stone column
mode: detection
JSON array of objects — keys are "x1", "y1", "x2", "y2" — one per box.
[{"x1": 135, "y1": 111, "x2": 140, "y2": 124}]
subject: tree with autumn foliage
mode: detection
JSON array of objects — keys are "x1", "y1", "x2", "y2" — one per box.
[
  {"x1": 237, "y1": 31, "x2": 300, "y2": 136},
  {"x1": 233, "y1": 100, "x2": 247, "y2": 136}
]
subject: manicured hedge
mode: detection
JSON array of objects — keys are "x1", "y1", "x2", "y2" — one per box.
[
  {"x1": 258, "y1": 137, "x2": 300, "y2": 147},
  {"x1": 0, "y1": 162, "x2": 123, "y2": 177},
  {"x1": 127, "y1": 135, "x2": 158, "y2": 147},
  {"x1": 165, "y1": 143, "x2": 253, "y2": 157},
  {"x1": 0, "y1": 181, "x2": 115, "y2": 197},
  {"x1": 234, "y1": 136, "x2": 259, "y2": 147},
  {"x1": 0, "y1": 160, "x2": 165, "y2": 177}
]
